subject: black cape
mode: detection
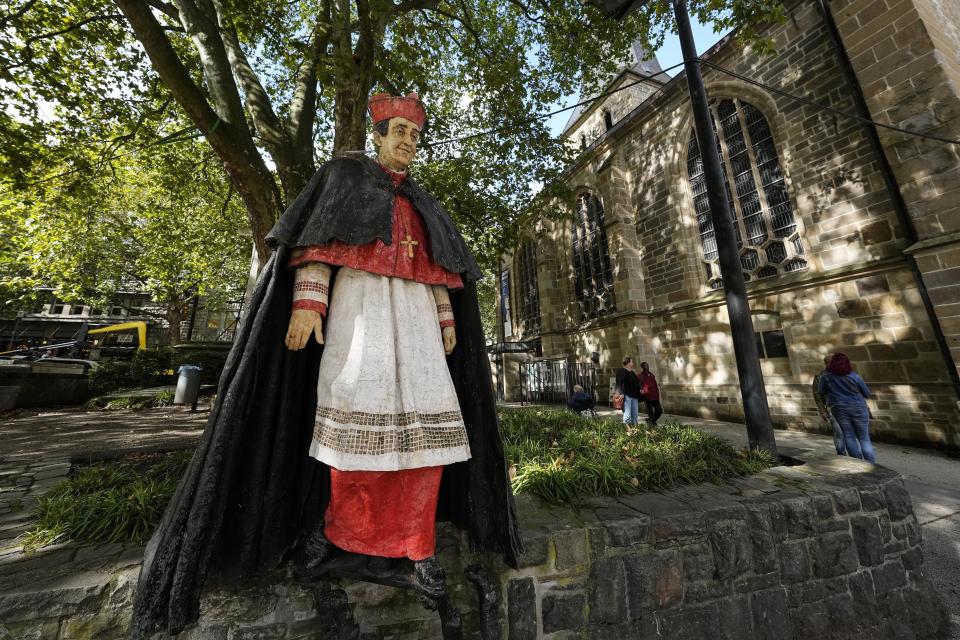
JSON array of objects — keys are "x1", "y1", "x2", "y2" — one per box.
[{"x1": 130, "y1": 155, "x2": 522, "y2": 639}]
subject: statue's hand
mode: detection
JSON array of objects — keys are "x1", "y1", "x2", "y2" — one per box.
[
  {"x1": 442, "y1": 326, "x2": 456, "y2": 355},
  {"x1": 286, "y1": 309, "x2": 324, "y2": 350}
]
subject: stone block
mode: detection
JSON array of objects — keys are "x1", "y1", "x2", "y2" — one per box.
[
  {"x1": 507, "y1": 577, "x2": 537, "y2": 640},
  {"x1": 794, "y1": 601, "x2": 831, "y2": 640},
  {"x1": 871, "y1": 561, "x2": 907, "y2": 593},
  {"x1": 782, "y1": 497, "x2": 816, "y2": 539},
  {"x1": 623, "y1": 549, "x2": 683, "y2": 617},
  {"x1": 811, "y1": 532, "x2": 860, "y2": 579},
  {"x1": 857, "y1": 488, "x2": 885, "y2": 512},
  {"x1": 743, "y1": 505, "x2": 778, "y2": 575},
  {"x1": 684, "y1": 579, "x2": 732, "y2": 603},
  {"x1": 882, "y1": 481, "x2": 914, "y2": 521},
  {"x1": 850, "y1": 515, "x2": 884, "y2": 566},
  {"x1": 658, "y1": 603, "x2": 720, "y2": 640},
  {"x1": 785, "y1": 576, "x2": 848, "y2": 607},
  {"x1": 855, "y1": 275, "x2": 890, "y2": 296},
  {"x1": 682, "y1": 542, "x2": 715, "y2": 581},
  {"x1": 709, "y1": 519, "x2": 752, "y2": 580},
  {"x1": 227, "y1": 624, "x2": 287, "y2": 640},
  {"x1": 715, "y1": 595, "x2": 753, "y2": 639},
  {"x1": 599, "y1": 510, "x2": 651, "y2": 548},
  {"x1": 588, "y1": 557, "x2": 627, "y2": 625},
  {"x1": 811, "y1": 494, "x2": 834, "y2": 520},
  {"x1": 749, "y1": 588, "x2": 792, "y2": 640},
  {"x1": 515, "y1": 533, "x2": 549, "y2": 568},
  {"x1": 848, "y1": 570, "x2": 879, "y2": 620},
  {"x1": 837, "y1": 299, "x2": 871, "y2": 318},
  {"x1": 778, "y1": 540, "x2": 812, "y2": 584},
  {"x1": 541, "y1": 591, "x2": 585, "y2": 633},
  {"x1": 553, "y1": 530, "x2": 589, "y2": 571},
  {"x1": 825, "y1": 593, "x2": 858, "y2": 636},
  {"x1": 900, "y1": 546, "x2": 923, "y2": 570}
]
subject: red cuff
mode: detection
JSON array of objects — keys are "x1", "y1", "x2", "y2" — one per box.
[
  {"x1": 439, "y1": 320, "x2": 455, "y2": 329},
  {"x1": 293, "y1": 300, "x2": 327, "y2": 317}
]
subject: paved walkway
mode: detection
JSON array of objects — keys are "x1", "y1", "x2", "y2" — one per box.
[
  {"x1": 0, "y1": 403, "x2": 957, "y2": 638},
  {"x1": 0, "y1": 403, "x2": 207, "y2": 561}
]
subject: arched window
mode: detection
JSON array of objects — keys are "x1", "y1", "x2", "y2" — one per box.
[
  {"x1": 580, "y1": 134, "x2": 587, "y2": 151},
  {"x1": 514, "y1": 240, "x2": 541, "y2": 334},
  {"x1": 687, "y1": 98, "x2": 807, "y2": 289},
  {"x1": 572, "y1": 193, "x2": 616, "y2": 320},
  {"x1": 603, "y1": 110, "x2": 614, "y2": 131}
]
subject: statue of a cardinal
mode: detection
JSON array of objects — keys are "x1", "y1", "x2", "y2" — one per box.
[{"x1": 130, "y1": 93, "x2": 521, "y2": 638}]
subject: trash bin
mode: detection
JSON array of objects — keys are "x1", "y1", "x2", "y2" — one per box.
[{"x1": 174, "y1": 364, "x2": 202, "y2": 408}]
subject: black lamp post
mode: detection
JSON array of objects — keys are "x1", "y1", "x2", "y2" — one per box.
[{"x1": 590, "y1": 0, "x2": 777, "y2": 455}]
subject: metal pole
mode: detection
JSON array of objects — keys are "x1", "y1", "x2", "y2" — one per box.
[{"x1": 672, "y1": 0, "x2": 777, "y2": 455}]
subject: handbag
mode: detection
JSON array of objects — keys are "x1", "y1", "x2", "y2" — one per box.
[{"x1": 613, "y1": 393, "x2": 624, "y2": 410}]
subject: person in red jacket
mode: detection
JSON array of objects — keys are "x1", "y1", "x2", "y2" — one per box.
[{"x1": 639, "y1": 361, "x2": 662, "y2": 426}]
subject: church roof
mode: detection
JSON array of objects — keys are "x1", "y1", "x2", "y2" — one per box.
[{"x1": 561, "y1": 42, "x2": 670, "y2": 136}]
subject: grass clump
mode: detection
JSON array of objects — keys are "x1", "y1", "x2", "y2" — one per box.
[
  {"x1": 86, "y1": 390, "x2": 176, "y2": 411},
  {"x1": 23, "y1": 451, "x2": 192, "y2": 550},
  {"x1": 499, "y1": 407, "x2": 773, "y2": 505}
]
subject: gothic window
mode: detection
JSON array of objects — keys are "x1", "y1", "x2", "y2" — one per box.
[
  {"x1": 687, "y1": 98, "x2": 807, "y2": 290},
  {"x1": 572, "y1": 192, "x2": 616, "y2": 321},
  {"x1": 603, "y1": 110, "x2": 614, "y2": 131},
  {"x1": 580, "y1": 134, "x2": 587, "y2": 151},
  {"x1": 514, "y1": 240, "x2": 541, "y2": 334}
]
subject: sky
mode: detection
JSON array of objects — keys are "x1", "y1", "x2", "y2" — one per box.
[{"x1": 544, "y1": 15, "x2": 730, "y2": 137}]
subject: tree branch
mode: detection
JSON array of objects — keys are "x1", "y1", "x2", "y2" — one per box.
[
  {"x1": 145, "y1": 0, "x2": 179, "y2": 20},
  {"x1": 23, "y1": 14, "x2": 125, "y2": 46},
  {"x1": 0, "y1": 0, "x2": 40, "y2": 30},
  {"x1": 171, "y1": 0, "x2": 248, "y2": 129},
  {"x1": 212, "y1": 1, "x2": 290, "y2": 155}
]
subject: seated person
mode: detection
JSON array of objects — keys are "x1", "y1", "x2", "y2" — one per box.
[{"x1": 567, "y1": 384, "x2": 596, "y2": 414}]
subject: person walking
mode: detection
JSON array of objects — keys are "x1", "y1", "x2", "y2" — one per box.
[
  {"x1": 818, "y1": 353, "x2": 875, "y2": 463},
  {"x1": 616, "y1": 357, "x2": 641, "y2": 425},
  {"x1": 813, "y1": 355, "x2": 846, "y2": 455},
  {"x1": 638, "y1": 362, "x2": 662, "y2": 426}
]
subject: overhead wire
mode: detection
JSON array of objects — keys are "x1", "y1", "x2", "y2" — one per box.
[{"x1": 697, "y1": 58, "x2": 960, "y2": 147}]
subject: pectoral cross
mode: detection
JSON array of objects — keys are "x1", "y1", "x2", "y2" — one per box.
[{"x1": 400, "y1": 234, "x2": 419, "y2": 259}]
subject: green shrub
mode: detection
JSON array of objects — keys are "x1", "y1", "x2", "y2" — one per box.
[
  {"x1": 130, "y1": 348, "x2": 173, "y2": 387},
  {"x1": 171, "y1": 343, "x2": 230, "y2": 385},
  {"x1": 88, "y1": 360, "x2": 134, "y2": 395},
  {"x1": 23, "y1": 451, "x2": 193, "y2": 549},
  {"x1": 499, "y1": 407, "x2": 774, "y2": 505}
]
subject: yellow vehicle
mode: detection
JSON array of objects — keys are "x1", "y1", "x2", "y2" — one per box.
[{"x1": 88, "y1": 321, "x2": 148, "y2": 359}]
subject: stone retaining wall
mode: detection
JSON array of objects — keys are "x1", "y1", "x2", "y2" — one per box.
[{"x1": 0, "y1": 454, "x2": 949, "y2": 639}]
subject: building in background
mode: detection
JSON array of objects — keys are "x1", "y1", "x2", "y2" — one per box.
[{"x1": 497, "y1": 0, "x2": 960, "y2": 447}]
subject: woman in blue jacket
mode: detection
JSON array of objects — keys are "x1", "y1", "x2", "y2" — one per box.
[{"x1": 818, "y1": 353, "x2": 875, "y2": 463}]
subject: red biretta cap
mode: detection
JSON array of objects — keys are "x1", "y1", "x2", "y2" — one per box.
[{"x1": 368, "y1": 92, "x2": 427, "y2": 130}]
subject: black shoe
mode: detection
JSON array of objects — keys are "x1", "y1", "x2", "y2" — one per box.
[
  {"x1": 414, "y1": 556, "x2": 446, "y2": 600},
  {"x1": 304, "y1": 526, "x2": 334, "y2": 569}
]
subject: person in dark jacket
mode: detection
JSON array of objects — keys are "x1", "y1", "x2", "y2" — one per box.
[
  {"x1": 615, "y1": 357, "x2": 642, "y2": 425},
  {"x1": 638, "y1": 362, "x2": 662, "y2": 426},
  {"x1": 567, "y1": 384, "x2": 596, "y2": 415},
  {"x1": 818, "y1": 352, "x2": 875, "y2": 463}
]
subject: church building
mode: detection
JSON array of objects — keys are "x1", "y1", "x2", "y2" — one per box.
[{"x1": 494, "y1": 0, "x2": 960, "y2": 447}]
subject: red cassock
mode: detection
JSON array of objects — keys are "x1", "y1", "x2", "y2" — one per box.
[{"x1": 288, "y1": 163, "x2": 464, "y2": 560}]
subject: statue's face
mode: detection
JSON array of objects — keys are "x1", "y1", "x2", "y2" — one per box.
[{"x1": 374, "y1": 117, "x2": 420, "y2": 171}]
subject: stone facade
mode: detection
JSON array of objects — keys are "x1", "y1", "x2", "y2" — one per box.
[
  {"x1": 0, "y1": 455, "x2": 948, "y2": 639},
  {"x1": 496, "y1": 0, "x2": 960, "y2": 447}
]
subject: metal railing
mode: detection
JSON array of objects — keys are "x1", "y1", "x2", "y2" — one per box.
[{"x1": 519, "y1": 360, "x2": 598, "y2": 406}]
